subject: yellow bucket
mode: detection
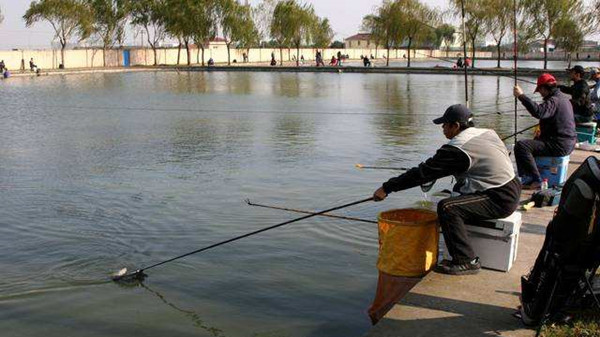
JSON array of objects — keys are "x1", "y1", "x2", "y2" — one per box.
[{"x1": 376, "y1": 209, "x2": 439, "y2": 277}]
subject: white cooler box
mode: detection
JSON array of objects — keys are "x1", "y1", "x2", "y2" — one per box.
[{"x1": 441, "y1": 212, "x2": 522, "y2": 272}]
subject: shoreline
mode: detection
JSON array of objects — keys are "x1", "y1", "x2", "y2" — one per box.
[{"x1": 1, "y1": 63, "x2": 565, "y2": 79}]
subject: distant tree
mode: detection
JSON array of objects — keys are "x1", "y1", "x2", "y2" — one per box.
[
  {"x1": 130, "y1": 0, "x2": 168, "y2": 66},
  {"x1": 163, "y1": 0, "x2": 197, "y2": 65},
  {"x1": 435, "y1": 23, "x2": 456, "y2": 57},
  {"x1": 554, "y1": 11, "x2": 594, "y2": 66},
  {"x1": 288, "y1": 3, "x2": 317, "y2": 66},
  {"x1": 254, "y1": 0, "x2": 278, "y2": 45},
  {"x1": 191, "y1": 0, "x2": 218, "y2": 66},
  {"x1": 270, "y1": 0, "x2": 292, "y2": 65},
  {"x1": 312, "y1": 18, "x2": 334, "y2": 50},
  {"x1": 451, "y1": 0, "x2": 488, "y2": 68},
  {"x1": 87, "y1": 0, "x2": 131, "y2": 67},
  {"x1": 24, "y1": 0, "x2": 93, "y2": 68},
  {"x1": 362, "y1": 1, "x2": 405, "y2": 66},
  {"x1": 484, "y1": 0, "x2": 513, "y2": 68},
  {"x1": 0, "y1": 6, "x2": 4, "y2": 24},
  {"x1": 220, "y1": 0, "x2": 258, "y2": 65},
  {"x1": 329, "y1": 40, "x2": 344, "y2": 49},
  {"x1": 521, "y1": 0, "x2": 586, "y2": 69},
  {"x1": 400, "y1": 0, "x2": 438, "y2": 67}
]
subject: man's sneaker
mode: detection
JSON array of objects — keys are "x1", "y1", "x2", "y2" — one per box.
[{"x1": 434, "y1": 257, "x2": 481, "y2": 275}]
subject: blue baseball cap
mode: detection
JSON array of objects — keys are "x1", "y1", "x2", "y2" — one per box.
[{"x1": 433, "y1": 104, "x2": 473, "y2": 125}]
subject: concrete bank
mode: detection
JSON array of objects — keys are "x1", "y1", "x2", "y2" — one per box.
[
  {"x1": 166, "y1": 65, "x2": 549, "y2": 78},
  {"x1": 3, "y1": 64, "x2": 554, "y2": 79},
  {"x1": 365, "y1": 149, "x2": 600, "y2": 337}
]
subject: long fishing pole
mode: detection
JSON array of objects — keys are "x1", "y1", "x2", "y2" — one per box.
[
  {"x1": 501, "y1": 123, "x2": 537, "y2": 141},
  {"x1": 112, "y1": 197, "x2": 374, "y2": 282},
  {"x1": 461, "y1": 0, "x2": 469, "y2": 108},
  {"x1": 245, "y1": 199, "x2": 377, "y2": 224},
  {"x1": 355, "y1": 164, "x2": 409, "y2": 171},
  {"x1": 513, "y1": 0, "x2": 519, "y2": 144}
]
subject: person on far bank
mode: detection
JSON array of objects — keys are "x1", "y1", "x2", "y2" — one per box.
[
  {"x1": 558, "y1": 65, "x2": 594, "y2": 123},
  {"x1": 373, "y1": 104, "x2": 521, "y2": 275},
  {"x1": 513, "y1": 73, "x2": 576, "y2": 189},
  {"x1": 456, "y1": 56, "x2": 463, "y2": 69}
]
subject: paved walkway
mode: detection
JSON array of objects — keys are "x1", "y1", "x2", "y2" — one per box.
[{"x1": 365, "y1": 149, "x2": 600, "y2": 337}]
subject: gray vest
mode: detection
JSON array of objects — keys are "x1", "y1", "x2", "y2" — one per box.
[{"x1": 448, "y1": 128, "x2": 515, "y2": 194}]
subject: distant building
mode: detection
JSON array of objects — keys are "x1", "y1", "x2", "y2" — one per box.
[
  {"x1": 207, "y1": 37, "x2": 228, "y2": 47},
  {"x1": 581, "y1": 40, "x2": 599, "y2": 50},
  {"x1": 439, "y1": 32, "x2": 464, "y2": 50},
  {"x1": 344, "y1": 33, "x2": 379, "y2": 49},
  {"x1": 530, "y1": 39, "x2": 557, "y2": 52}
]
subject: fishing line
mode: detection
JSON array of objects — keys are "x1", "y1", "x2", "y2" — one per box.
[
  {"x1": 2, "y1": 102, "x2": 533, "y2": 118},
  {"x1": 411, "y1": 49, "x2": 538, "y2": 86}
]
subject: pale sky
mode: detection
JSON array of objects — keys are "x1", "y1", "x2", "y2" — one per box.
[{"x1": 0, "y1": 0, "x2": 450, "y2": 50}]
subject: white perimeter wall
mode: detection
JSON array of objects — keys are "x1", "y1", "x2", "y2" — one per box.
[{"x1": 0, "y1": 45, "x2": 492, "y2": 70}]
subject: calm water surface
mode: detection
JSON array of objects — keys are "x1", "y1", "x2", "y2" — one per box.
[{"x1": 1, "y1": 71, "x2": 535, "y2": 337}]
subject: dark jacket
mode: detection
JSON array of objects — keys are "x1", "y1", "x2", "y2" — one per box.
[
  {"x1": 518, "y1": 89, "x2": 577, "y2": 153},
  {"x1": 381, "y1": 144, "x2": 521, "y2": 206},
  {"x1": 559, "y1": 79, "x2": 593, "y2": 117}
]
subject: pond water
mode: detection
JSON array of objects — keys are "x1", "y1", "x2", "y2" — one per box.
[{"x1": 0, "y1": 71, "x2": 536, "y2": 337}]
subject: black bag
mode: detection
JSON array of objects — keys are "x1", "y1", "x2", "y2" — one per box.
[
  {"x1": 531, "y1": 189, "x2": 561, "y2": 207},
  {"x1": 520, "y1": 156, "x2": 600, "y2": 325}
]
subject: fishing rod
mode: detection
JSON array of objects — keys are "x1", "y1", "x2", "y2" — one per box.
[
  {"x1": 460, "y1": 0, "x2": 469, "y2": 108},
  {"x1": 513, "y1": 0, "x2": 519, "y2": 143},
  {"x1": 355, "y1": 163, "x2": 409, "y2": 171},
  {"x1": 501, "y1": 123, "x2": 537, "y2": 141},
  {"x1": 245, "y1": 199, "x2": 377, "y2": 224},
  {"x1": 111, "y1": 197, "x2": 374, "y2": 282}
]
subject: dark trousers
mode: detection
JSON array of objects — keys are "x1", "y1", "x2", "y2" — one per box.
[
  {"x1": 515, "y1": 139, "x2": 570, "y2": 180},
  {"x1": 438, "y1": 187, "x2": 519, "y2": 264}
]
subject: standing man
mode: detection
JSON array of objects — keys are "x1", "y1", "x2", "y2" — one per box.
[
  {"x1": 513, "y1": 74, "x2": 576, "y2": 189},
  {"x1": 589, "y1": 68, "x2": 600, "y2": 119},
  {"x1": 373, "y1": 104, "x2": 521, "y2": 275},
  {"x1": 559, "y1": 65, "x2": 593, "y2": 123}
]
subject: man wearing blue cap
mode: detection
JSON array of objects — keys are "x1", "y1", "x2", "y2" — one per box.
[
  {"x1": 373, "y1": 104, "x2": 521, "y2": 275},
  {"x1": 559, "y1": 65, "x2": 593, "y2": 123}
]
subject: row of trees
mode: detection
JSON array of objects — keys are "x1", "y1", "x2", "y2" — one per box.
[
  {"x1": 363, "y1": 0, "x2": 599, "y2": 69},
  {"x1": 22, "y1": 0, "x2": 332, "y2": 68}
]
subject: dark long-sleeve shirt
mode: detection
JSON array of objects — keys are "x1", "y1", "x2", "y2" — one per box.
[
  {"x1": 381, "y1": 144, "x2": 521, "y2": 205},
  {"x1": 518, "y1": 89, "x2": 576, "y2": 152},
  {"x1": 559, "y1": 79, "x2": 592, "y2": 117}
]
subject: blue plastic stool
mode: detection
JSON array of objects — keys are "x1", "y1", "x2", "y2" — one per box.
[
  {"x1": 575, "y1": 122, "x2": 597, "y2": 144},
  {"x1": 535, "y1": 156, "x2": 570, "y2": 188}
]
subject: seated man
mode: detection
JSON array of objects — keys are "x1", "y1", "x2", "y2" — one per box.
[
  {"x1": 373, "y1": 104, "x2": 521, "y2": 275},
  {"x1": 363, "y1": 56, "x2": 371, "y2": 67},
  {"x1": 514, "y1": 74, "x2": 577, "y2": 189},
  {"x1": 558, "y1": 65, "x2": 594, "y2": 123}
]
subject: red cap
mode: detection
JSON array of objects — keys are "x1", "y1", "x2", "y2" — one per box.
[{"x1": 534, "y1": 73, "x2": 557, "y2": 92}]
